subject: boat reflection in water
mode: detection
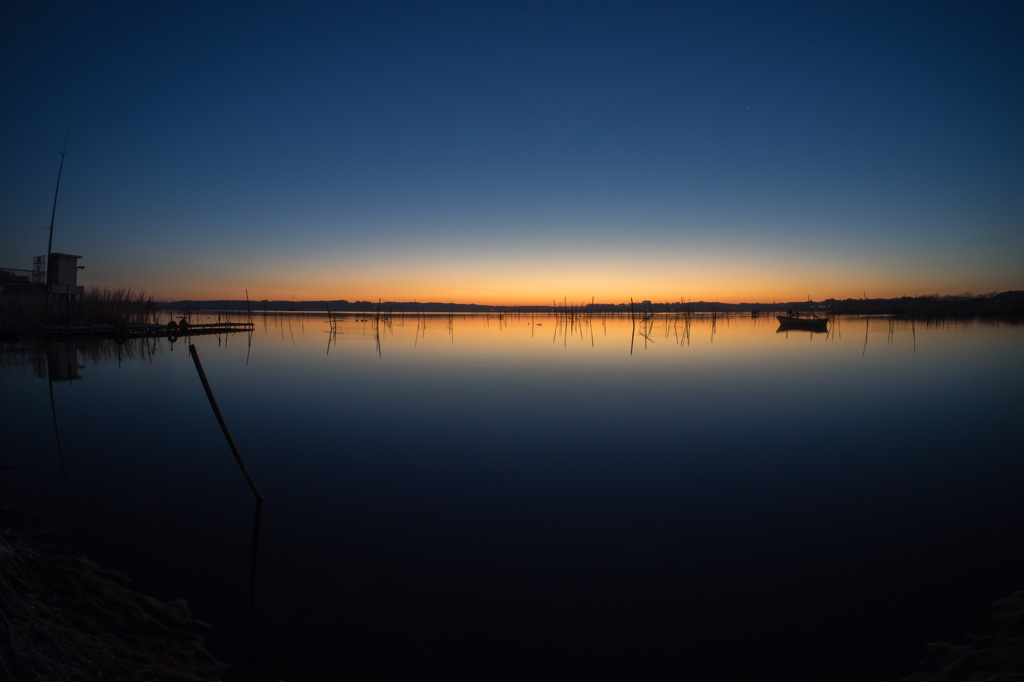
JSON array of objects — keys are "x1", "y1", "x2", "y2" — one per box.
[{"x1": 776, "y1": 314, "x2": 829, "y2": 332}]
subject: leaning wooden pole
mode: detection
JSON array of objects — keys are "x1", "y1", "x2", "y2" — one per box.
[
  {"x1": 47, "y1": 130, "x2": 70, "y2": 267},
  {"x1": 189, "y1": 344, "x2": 263, "y2": 501},
  {"x1": 43, "y1": 131, "x2": 70, "y2": 322}
]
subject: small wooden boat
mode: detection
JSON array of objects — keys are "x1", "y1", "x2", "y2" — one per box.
[{"x1": 776, "y1": 315, "x2": 828, "y2": 332}]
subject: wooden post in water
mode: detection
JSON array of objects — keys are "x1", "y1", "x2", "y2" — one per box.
[{"x1": 189, "y1": 344, "x2": 262, "y2": 501}]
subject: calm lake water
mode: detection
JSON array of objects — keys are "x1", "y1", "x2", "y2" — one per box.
[{"x1": 2, "y1": 312, "x2": 1022, "y2": 680}]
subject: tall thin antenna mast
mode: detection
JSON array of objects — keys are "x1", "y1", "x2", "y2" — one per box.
[{"x1": 47, "y1": 129, "x2": 70, "y2": 269}]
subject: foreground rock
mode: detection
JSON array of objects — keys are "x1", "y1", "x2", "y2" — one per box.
[
  {"x1": 0, "y1": 531, "x2": 227, "y2": 681},
  {"x1": 900, "y1": 590, "x2": 1024, "y2": 682}
]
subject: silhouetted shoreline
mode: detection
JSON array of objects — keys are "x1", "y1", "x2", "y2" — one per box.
[
  {"x1": 161, "y1": 290, "x2": 1024, "y2": 318},
  {"x1": 5, "y1": 289, "x2": 1021, "y2": 336}
]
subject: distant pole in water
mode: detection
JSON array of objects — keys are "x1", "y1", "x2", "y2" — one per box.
[{"x1": 47, "y1": 129, "x2": 70, "y2": 268}]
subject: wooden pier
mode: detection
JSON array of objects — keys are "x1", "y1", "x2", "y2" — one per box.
[{"x1": 39, "y1": 321, "x2": 254, "y2": 340}]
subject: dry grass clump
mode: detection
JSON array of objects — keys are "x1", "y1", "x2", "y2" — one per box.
[
  {"x1": 0, "y1": 289, "x2": 47, "y2": 332},
  {"x1": 79, "y1": 287, "x2": 157, "y2": 325},
  {"x1": 0, "y1": 287, "x2": 157, "y2": 332}
]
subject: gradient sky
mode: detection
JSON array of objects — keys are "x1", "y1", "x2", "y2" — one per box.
[{"x1": 2, "y1": 1, "x2": 1022, "y2": 304}]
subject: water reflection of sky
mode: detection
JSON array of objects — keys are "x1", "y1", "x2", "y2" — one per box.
[{"x1": 1, "y1": 314, "x2": 1022, "y2": 681}]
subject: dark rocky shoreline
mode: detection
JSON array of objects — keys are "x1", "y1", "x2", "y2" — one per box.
[
  {"x1": 0, "y1": 530, "x2": 227, "y2": 681},
  {"x1": 896, "y1": 589, "x2": 1024, "y2": 682}
]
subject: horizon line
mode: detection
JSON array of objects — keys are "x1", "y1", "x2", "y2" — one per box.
[{"x1": 154, "y1": 289, "x2": 1023, "y2": 309}]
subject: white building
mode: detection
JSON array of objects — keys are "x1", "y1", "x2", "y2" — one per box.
[{"x1": 47, "y1": 253, "x2": 84, "y2": 296}]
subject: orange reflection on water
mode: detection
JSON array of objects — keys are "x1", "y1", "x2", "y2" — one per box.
[{"x1": 184, "y1": 310, "x2": 1022, "y2": 368}]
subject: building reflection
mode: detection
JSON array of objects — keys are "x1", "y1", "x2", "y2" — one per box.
[{"x1": 46, "y1": 341, "x2": 83, "y2": 383}]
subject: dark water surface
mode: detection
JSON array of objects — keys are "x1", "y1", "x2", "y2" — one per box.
[{"x1": 2, "y1": 313, "x2": 1022, "y2": 680}]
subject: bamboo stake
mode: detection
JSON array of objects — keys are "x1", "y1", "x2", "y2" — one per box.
[{"x1": 189, "y1": 344, "x2": 262, "y2": 501}]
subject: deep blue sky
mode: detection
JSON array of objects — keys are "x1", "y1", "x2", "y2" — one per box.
[{"x1": 2, "y1": 1, "x2": 1022, "y2": 303}]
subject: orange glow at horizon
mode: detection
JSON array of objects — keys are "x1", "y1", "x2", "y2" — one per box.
[
  {"x1": 88, "y1": 240, "x2": 1018, "y2": 306},
  {"x1": 145, "y1": 276, "x2": 1004, "y2": 307}
]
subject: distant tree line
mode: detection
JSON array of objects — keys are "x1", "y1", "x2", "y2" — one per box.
[{"x1": 160, "y1": 291, "x2": 1024, "y2": 317}]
